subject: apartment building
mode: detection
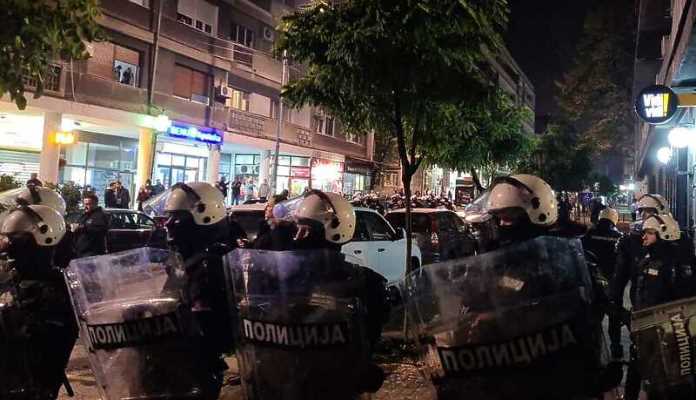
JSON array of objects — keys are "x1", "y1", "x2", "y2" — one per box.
[
  {"x1": 633, "y1": 0, "x2": 696, "y2": 227},
  {"x1": 0, "y1": 0, "x2": 375, "y2": 202}
]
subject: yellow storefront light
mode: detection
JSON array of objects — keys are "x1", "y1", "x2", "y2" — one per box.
[{"x1": 54, "y1": 131, "x2": 76, "y2": 145}]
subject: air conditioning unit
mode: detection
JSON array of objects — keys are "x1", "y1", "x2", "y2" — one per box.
[
  {"x1": 216, "y1": 85, "x2": 231, "y2": 98},
  {"x1": 263, "y1": 26, "x2": 275, "y2": 42}
]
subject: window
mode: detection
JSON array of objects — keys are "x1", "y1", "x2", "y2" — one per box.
[
  {"x1": 177, "y1": 0, "x2": 217, "y2": 36},
  {"x1": 228, "y1": 88, "x2": 250, "y2": 111},
  {"x1": 129, "y1": 0, "x2": 149, "y2": 7},
  {"x1": 89, "y1": 42, "x2": 140, "y2": 87},
  {"x1": 362, "y1": 212, "x2": 394, "y2": 241},
  {"x1": 346, "y1": 131, "x2": 366, "y2": 145},
  {"x1": 173, "y1": 65, "x2": 210, "y2": 105},
  {"x1": 382, "y1": 171, "x2": 399, "y2": 186},
  {"x1": 271, "y1": 100, "x2": 293, "y2": 122},
  {"x1": 312, "y1": 113, "x2": 335, "y2": 136},
  {"x1": 231, "y1": 23, "x2": 255, "y2": 48}
]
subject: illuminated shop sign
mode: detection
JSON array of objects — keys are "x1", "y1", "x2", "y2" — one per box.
[
  {"x1": 635, "y1": 85, "x2": 679, "y2": 125},
  {"x1": 167, "y1": 123, "x2": 223, "y2": 144}
]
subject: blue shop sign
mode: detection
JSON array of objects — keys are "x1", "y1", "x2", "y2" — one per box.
[{"x1": 167, "y1": 123, "x2": 223, "y2": 144}]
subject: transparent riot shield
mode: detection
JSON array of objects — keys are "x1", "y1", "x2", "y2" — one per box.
[
  {"x1": 631, "y1": 296, "x2": 696, "y2": 398},
  {"x1": 224, "y1": 249, "x2": 374, "y2": 400},
  {"x1": 399, "y1": 236, "x2": 605, "y2": 400},
  {"x1": 65, "y1": 247, "x2": 215, "y2": 400}
]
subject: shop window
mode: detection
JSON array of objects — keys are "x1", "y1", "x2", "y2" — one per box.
[
  {"x1": 228, "y1": 88, "x2": 250, "y2": 111},
  {"x1": 174, "y1": 65, "x2": 210, "y2": 105},
  {"x1": 234, "y1": 154, "x2": 260, "y2": 178},
  {"x1": 278, "y1": 156, "x2": 291, "y2": 166},
  {"x1": 89, "y1": 41, "x2": 140, "y2": 87},
  {"x1": 87, "y1": 143, "x2": 121, "y2": 170},
  {"x1": 177, "y1": 0, "x2": 216, "y2": 36},
  {"x1": 231, "y1": 23, "x2": 255, "y2": 48}
]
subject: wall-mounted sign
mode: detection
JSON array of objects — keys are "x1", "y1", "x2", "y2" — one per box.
[
  {"x1": 167, "y1": 123, "x2": 223, "y2": 144},
  {"x1": 635, "y1": 85, "x2": 679, "y2": 124}
]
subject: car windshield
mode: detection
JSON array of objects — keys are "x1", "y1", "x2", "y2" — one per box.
[{"x1": 385, "y1": 213, "x2": 431, "y2": 233}]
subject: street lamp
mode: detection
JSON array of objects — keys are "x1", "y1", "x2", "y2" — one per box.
[
  {"x1": 656, "y1": 146, "x2": 673, "y2": 164},
  {"x1": 668, "y1": 127, "x2": 691, "y2": 148}
]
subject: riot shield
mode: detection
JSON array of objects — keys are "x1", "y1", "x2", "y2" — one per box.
[
  {"x1": 0, "y1": 261, "x2": 76, "y2": 399},
  {"x1": 65, "y1": 247, "x2": 217, "y2": 400},
  {"x1": 224, "y1": 249, "x2": 374, "y2": 400},
  {"x1": 631, "y1": 296, "x2": 696, "y2": 398},
  {"x1": 399, "y1": 236, "x2": 605, "y2": 400}
]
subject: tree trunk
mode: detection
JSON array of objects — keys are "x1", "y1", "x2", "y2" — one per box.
[
  {"x1": 403, "y1": 171, "x2": 414, "y2": 273},
  {"x1": 471, "y1": 169, "x2": 485, "y2": 194}
]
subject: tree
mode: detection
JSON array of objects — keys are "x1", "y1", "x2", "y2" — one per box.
[
  {"x1": 518, "y1": 123, "x2": 593, "y2": 192},
  {"x1": 278, "y1": 0, "x2": 523, "y2": 272},
  {"x1": 555, "y1": 0, "x2": 635, "y2": 157},
  {"x1": 0, "y1": 0, "x2": 103, "y2": 110}
]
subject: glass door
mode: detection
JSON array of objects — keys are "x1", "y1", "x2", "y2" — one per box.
[
  {"x1": 157, "y1": 167, "x2": 172, "y2": 188},
  {"x1": 171, "y1": 168, "x2": 186, "y2": 186}
]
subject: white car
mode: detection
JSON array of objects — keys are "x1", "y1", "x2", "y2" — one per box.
[{"x1": 227, "y1": 205, "x2": 422, "y2": 284}]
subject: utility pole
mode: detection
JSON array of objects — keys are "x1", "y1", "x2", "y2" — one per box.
[{"x1": 271, "y1": 50, "x2": 288, "y2": 194}]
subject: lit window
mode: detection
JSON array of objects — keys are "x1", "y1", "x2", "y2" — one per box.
[{"x1": 228, "y1": 88, "x2": 250, "y2": 111}]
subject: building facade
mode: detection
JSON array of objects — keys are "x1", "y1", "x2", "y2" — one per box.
[
  {"x1": 633, "y1": 0, "x2": 696, "y2": 228},
  {"x1": 0, "y1": 0, "x2": 375, "y2": 204}
]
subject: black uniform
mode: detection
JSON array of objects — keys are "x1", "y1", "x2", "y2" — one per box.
[
  {"x1": 1, "y1": 233, "x2": 78, "y2": 399},
  {"x1": 74, "y1": 207, "x2": 110, "y2": 257},
  {"x1": 582, "y1": 220, "x2": 622, "y2": 279},
  {"x1": 611, "y1": 234, "x2": 677, "y2": 400}
]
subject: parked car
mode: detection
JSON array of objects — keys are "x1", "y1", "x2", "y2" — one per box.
[
  {"x1": 66, "y1": 208, "x2": 167, "y2": 253},
  {"x1": 227, "y1": 204, "x2": 422, "y2": 284},
  {"x1": 386, "y1": 208, "x2": 477, "y2": 265}
]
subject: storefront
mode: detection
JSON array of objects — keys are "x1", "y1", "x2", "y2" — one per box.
[
  {"x1": 272, "y1": 154, "x2": 311, "y2": 196},
  {"x1": 311, "y1": 158, "x2": 344, "y2": 194},
  {"x1": 60, "y1": 130, "x2": 138, "y2": 204},
  {"x1": 343, "y1": 158, "x2": 373, "y2": 195},
  {"x1": 153, "y1": 122, "x2": 222, "y2": 188},
  {"x1": 0, "y1": 114, "x2": 43, "y2": 183}
]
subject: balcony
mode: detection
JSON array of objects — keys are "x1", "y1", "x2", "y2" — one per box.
[
  {"x1": 23, "y1": 64, "x2": 63, "y2": 94},
  {"x1": 66, "y1": 72, "x2": 149, "y2": 114}
]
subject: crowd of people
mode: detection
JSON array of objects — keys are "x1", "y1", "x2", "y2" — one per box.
[{"x1": 3, "y1": 171, "x2": 696, "y2": 399}]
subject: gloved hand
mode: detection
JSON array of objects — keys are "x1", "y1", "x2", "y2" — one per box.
[{"x1": 611, "y1": 343, "x2": 624, "y2": 360}]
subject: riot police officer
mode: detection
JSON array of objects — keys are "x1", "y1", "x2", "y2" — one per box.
[
  {"x1": 611, "y1": 213, "x2": 681, "y2": 400},
  {"x1": 229, "y1": 190, "x2": 388, "y2": 399},
  {"x1": 582, "y1": 207, "x2": 622, "y2": 279},
  {"x1": 633, "y1": 194, "x2": 669, "y2": 230},
  {"x1": 163, "y1": 182, "x2": 235, "y2": 398},
  {"x1": 0, "y1": 204, "x2": 76, "y2": 399}
]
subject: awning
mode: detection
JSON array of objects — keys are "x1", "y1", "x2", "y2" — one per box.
[{"x1": 345, "y1": 157, "x2": 375, "y2": 174}]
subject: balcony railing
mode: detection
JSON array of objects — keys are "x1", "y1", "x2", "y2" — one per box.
[{"x1": 23, "y1": 64, "x2": 62, "y2": 92}]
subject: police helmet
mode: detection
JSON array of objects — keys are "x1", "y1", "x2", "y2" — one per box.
[
  {"x1": 642, "y1": 214, "x2": 680, "y2": 241},
  {"x1": 598, "y1": 207, "x2": 619, "y2": 226},
  {"x1": 164, "y1": 182, "x2": 226, "y2": 226},
  {"x1": 636, "y1": 194, "x2": 669, "y2": 215},
  {"x1": 486, "y1": 174, "x2": 558, "y2": 226},
  {"x1": 294, "y1": 190, "x2": 356, "y2": 244},
  {"x1": 16, "y1": 186, "x2": 67, "y2": 216},
  {"x1": 1, "y1": 205, "x2": 66, "y2": 247}
]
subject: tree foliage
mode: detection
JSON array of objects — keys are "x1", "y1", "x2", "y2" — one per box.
[
  {"x1": 278, "y1": 0, "x2": 528, "y2": 271},
  {"x1": 518, "y1": 124, "x2": 592, "y2": 192},
  {"x1": 555, "y1": 0, "x2": 635, "y2": 156},
  {"x1": 0, "y1": 0, "x2": 104, "y2": 109}
]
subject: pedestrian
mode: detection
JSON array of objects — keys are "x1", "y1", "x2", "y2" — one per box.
[
  {"x1": 104, "y1": 182, "x2": 116, "y2": 208},
  {"x1": 121, "y1": 67, "x2": 133, "y2": 85},
  {"x1": 279, "y1": 189, "x2": 289, "y2": 201},
  {"x1": 145, "y1": 179, "x2": 154, "y2": 195},
  {"x1": 231, "y1": 177, "x2": 242, "y2": 205},
  {"x1": 258, "y1": 179, "x2": 270, "y2": 202},
  {"x1": 153, "y1": 179, "x2": 165, "y2": 195},
  {"x1": 447, "y1": 190, "x2": 452, "y2": 200},
  {"x1": 113, "y1": 181, "x2": 130, "y2": 209},
  {"x1": 25, "y1": 172, "x2": 42, "y2": 188},
  {"x1": 137, "y1": 185, "x2": 151, "y2": 211},
  {"x1": 245, "y1": 179, "x2": 255, "y2": 202},
  {"x1": 216, "y1": 176, "x2": 229, "y2": 200},
  {"x1": 253, "y1": 194, "x2": 297, "y2": 250},
  {"x1": 72, "y1": 193, "x2": 110, "y2": 257}
]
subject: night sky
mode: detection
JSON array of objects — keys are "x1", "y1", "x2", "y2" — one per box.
[{"x1": 506, "y1": 0, "x2": 594, "y2": 116}]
